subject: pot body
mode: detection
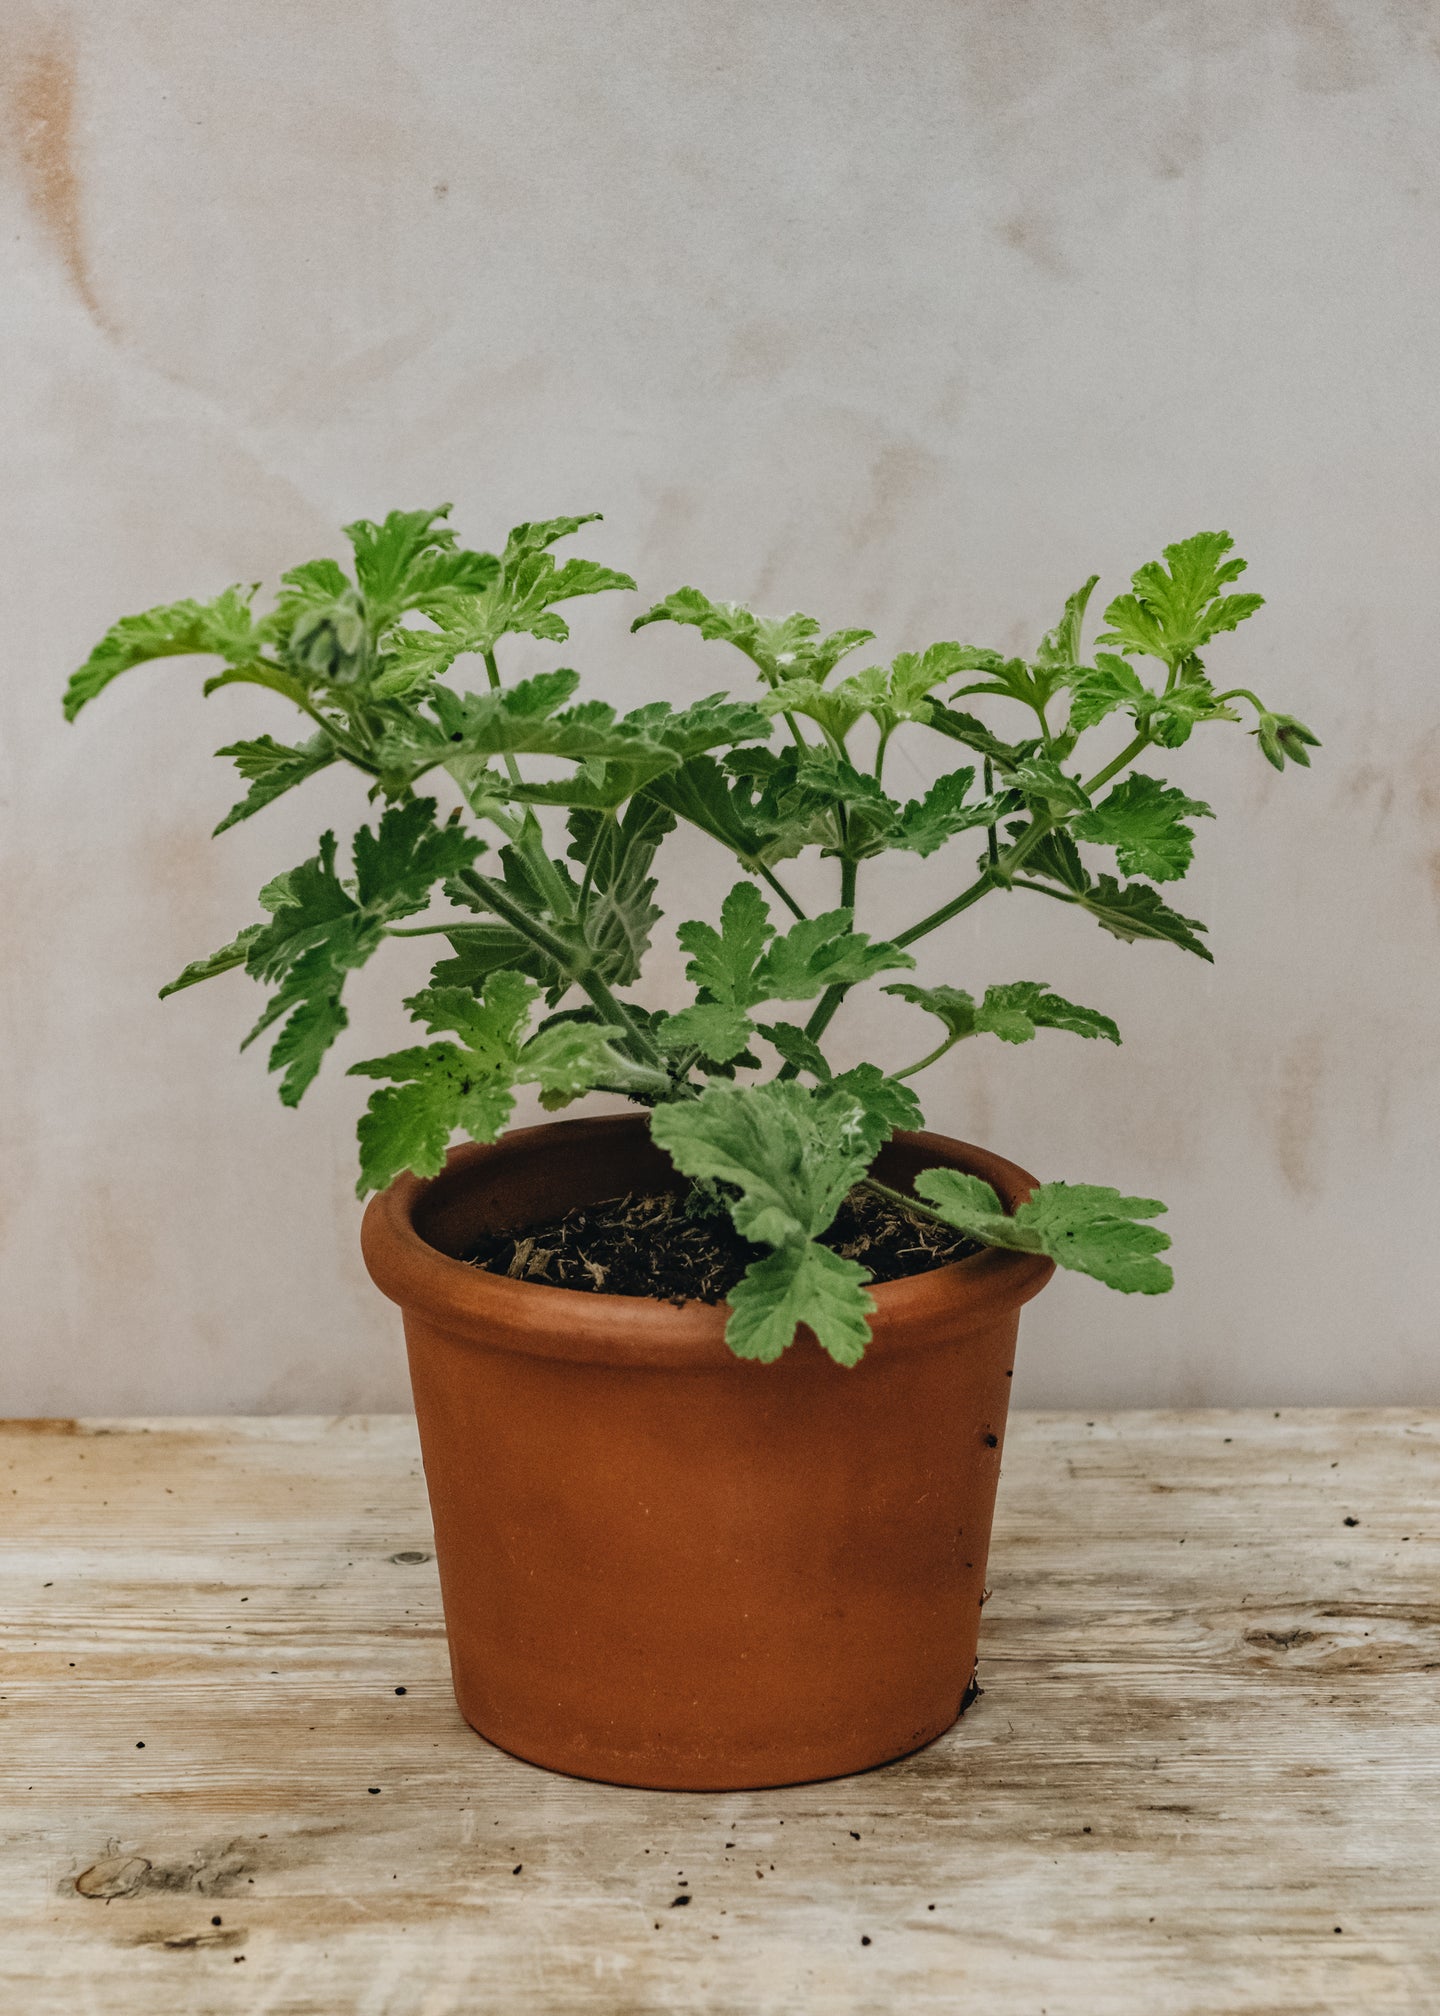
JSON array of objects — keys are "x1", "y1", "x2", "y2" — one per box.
[{"x1": 362, "y1": 1114, "x2": 1052, "y2": 1790}]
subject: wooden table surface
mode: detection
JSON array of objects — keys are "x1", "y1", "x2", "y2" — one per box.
[{"x1": 2, "y1": 1410, "x2": 1437, "y2": 2014}]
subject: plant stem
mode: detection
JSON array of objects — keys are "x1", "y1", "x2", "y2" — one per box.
[
  {"x1": 459, "y1": 868, "x2": 666, "y2": 1070},
  {"x1": 755, "y1": 861, "x2": 807, "y2": 920},
  {"x1": 1082, "y1": 729, "x2": 1151, "y2": 797},
  {"x1": 858, "y1": 1173, "x2": 957, "y2": 1229},
  {"x1": 984, "y1": 759, "x2": 1000, "y2": 869},
  {"x1": 892, "y1": 1033, "x2": 961, "y2": 1082},
  {"x1": 480, "y1": 646, "x2": 575, "y2": 920}
]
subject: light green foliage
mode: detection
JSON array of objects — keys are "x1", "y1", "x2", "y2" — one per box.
[
  {"x1": 886, "y1": 980, "x2": 1120, "y2": 1047},
  {"x1": 1073, "y1": 773, "x2": 1213, "y2": 882},
  {"x1": 349, "y1": 974, "x2": 651, "y2": 1196},
  {"x1": 915, "y1": 1170, "x2": 1172, "y2": 1294},
  {"x1": 1097, "y1": 532, "x2": 1264, "y2": 669},
  {"x1": 649, "y1": 1081, "x2": 878, "y2": 1363},
  {"x1": 69, "y1": 508, "x2": 1308, "y2": 1363}
]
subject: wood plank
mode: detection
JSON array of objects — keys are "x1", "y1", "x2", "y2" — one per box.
[{"x1": 1, "y1": 1410, "x2": 1436, "y2": 2013}]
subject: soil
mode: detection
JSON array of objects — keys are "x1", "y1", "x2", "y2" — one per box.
[{"x1": 462, "y1": 1184, "x2": 982, "y2": 1306}]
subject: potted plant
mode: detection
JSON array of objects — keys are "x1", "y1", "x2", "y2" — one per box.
[{"x1": 64, "y1": 508, "x2": 1316, "y2": 1790}]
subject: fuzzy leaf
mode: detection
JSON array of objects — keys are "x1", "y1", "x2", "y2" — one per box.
[
  {"x1": 1036, "y1": 576, "x2": 1099, "y2": 670},
  {"x1": 656, "y1": 1002, "x2": 757, "y2": 1065},
  {"x1": 349, "y1": 972, "x2": 638, "y2": 1194},
  {"x1": 1078, "y1": 877, "x2": 1212, "y2": 960},
  {"x1": 886, "y1": 980, "x2": 1120, "y2": 1047},
  {"x1": 755, "y1": 908, "x2": 914, "y2": 999},
  {"x1": 1098, "y1": 532, "x2": 1264, "y2": 666},
  {"x1": 64, "y1": 588, "x2": 261, "y2": 719},
  {"x1": 213, "y1": 733, "x2": 338, "y2": 834},
  {"x1": 1074, "y1": 773, "x2": 1213, "y2": 882},
  {"x1": 567, "y1": 796, "x2": 675, "y2": 986},
  {"x1": 643, "y1": 755, "x2": 773, "y2": 863},
  {"x1": 893, "y1": 768, "x2": 1013, "y2": 857},
  {"x1": 632, "y1": 589, "x2": 873, "y2": 686},
  {"x1": 915, "y1": 1170, "x2": 1172, "y2": 1294},
  {"x1": 825, "y1": 1064, "x2": 925, "y2": 1143},
  {"x1": 726, "y1": 1243, "x2": 875, "y2": 1366},
  {"x1": 649, "y1": 1080, "x2": 875, "y2": 1249},
  {"x1": 1064, "y1": 652, "x2": 1149, "y2": 734},
  {"x1": 925, "y1": 705, "x2": 1026, "y2": 767}
]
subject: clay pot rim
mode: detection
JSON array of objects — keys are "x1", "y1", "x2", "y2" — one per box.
[{"x1": 362, "y1": 1111, "x2": 1053, "y2": 1364}]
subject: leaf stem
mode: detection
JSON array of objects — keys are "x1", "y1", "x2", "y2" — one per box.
[
  {"x1": 1081, "y1": 729, "x2": 1151, "y2": 798},
  {"x1": 892, "y1": 1034, "x2": 961, "y2": 1082},
  {"x1": 754, "y1": 861, "x2": 807, "y2": 921}
]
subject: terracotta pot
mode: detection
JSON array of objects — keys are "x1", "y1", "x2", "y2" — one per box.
[{"x1": 361, "y1": 1113, "x2": 1052, "y2": 1791}]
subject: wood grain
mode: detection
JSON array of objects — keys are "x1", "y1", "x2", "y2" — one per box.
[{"x1": 2, "y1": 1411, "x2": 1436, "y2": 2013}]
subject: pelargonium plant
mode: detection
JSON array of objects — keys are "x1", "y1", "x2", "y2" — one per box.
[{"x1": 64, "y1": 509, "x2": 1316, "y2": 1364}]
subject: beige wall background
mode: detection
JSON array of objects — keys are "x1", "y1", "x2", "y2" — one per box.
[{"x1": 2, "y1": 0, "x2": 1436, "y2": 1414}]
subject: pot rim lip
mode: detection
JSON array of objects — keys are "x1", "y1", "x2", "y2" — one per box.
[{"x1": 361, "y1": 1112, "x2": 1054, "y2": 1363}]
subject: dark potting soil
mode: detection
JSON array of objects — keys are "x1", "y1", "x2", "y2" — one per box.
[{"x1": 461, "y1": 1185, "x2": 983, "y2": 1306}]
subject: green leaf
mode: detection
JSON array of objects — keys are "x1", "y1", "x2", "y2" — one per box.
[
  {"x1": 212, "y1": 732, "x2": 338, "y2": 834},
  {"x1": 755, "y1": 908, "x2": 915, "y2": 999},
  {"x1": 893, "y1": 767, "x2": 1012, "y2": 857},
  {"x1": 566, "y1": 796, "x2": 676, "y2": 985},
  {"x1": 1076, "y1": 876, "x2": 1212, "y2": 960},
  {"x1": 1036, "y1": 576, "x2": 1099, "y2": 670},
  {"x1": 726, "y1": 1243, "x2": 875, "y2": 1366},
  {"x1": 380, "y1": 676, "x2": 676, "y2": 796},
  {"x1": 1073, "y1": 773, "x2": 1213, "y2": 881},
  {"x1": 64, "y1": 588, "x2": 261, "y2": 719},
  {"x1": 1064, "y1": 652, "x2": 1150, "y2": 734},
  {"x1": 1098, "y1": 532, "x2": 1264, "y2": 667},
  {"x1": 676, "y1": 881, "x2": 775, "y2": 1007},
  {"x1": 825, "y1": 1064, "x2": 925, "y2": 1143},
  {"x1": 649, "y1": 1080, "x2": 874, "y2": 1248},
  {"x1": 885, "y1": 979, "x2": 1120, "y2": 1047},
  {"x1": 430, "y1": 923, "x2": 562, "y2": 994},
  {"x1": 622, "y1": 695, "x2": 773, "y2": 759},
  {"x1": 1000, "y1": 752, "x2": 1091, "y2": 813},
  {"x1": 349, "y1": 971, "x2": 641, "y2": 1195},
  {"x1": 656, "y1": 1002, "x2": 757, "y2": 1065},
  {"x1": 339, "y1": 506, "x2": 500, "y2": 628},
  {"x1": 643, "y1": 755, "x2": 773, "y2": 864},
  {"x1": 754, "y1": 1020, "x2": 832, "y2": 1079},
  {"x1": 159, "y1": 925, "x2": 266, "y2": 999},
  {"x1": 412, "y1": 514, "x2": 634, "y2": 656},
  {"x1": 915, "y1": 1169, "x2": 1172, "y2": 1294},
  {"x1": 632, "y1": 588, "x2": 873, "y2": 686},
  {"x1": 925, "y1": 705, "x2": 1025, "y2": 767}
]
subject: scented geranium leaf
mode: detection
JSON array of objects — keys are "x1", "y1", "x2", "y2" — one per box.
[
  {"x1": 826, "y1": 1064, "x2": 925, "y2": 1144},
  {"x1": 754, "y1": 907, "x2": 914, "y2": 1001},
  {"x1": 159, "y1": 925, "x2": 267, "y2": 998},
  {"x1": 1021, "y1": 827, "x2": 1091, "y2": 894},
  {"x1": 271, "y1": 557, "x2": 350, "y2": 625},
  {"x1": 566, "y1": 796, "x2": 676, "y2": 985},
  {"x1": 352, "y1": 797, "x2": 482, "y2": 917},
  {"x1": 1036, "y1": 576, "x2": 1100, "y2": 670},
  {"x1": 677, "y1": 880, "x2": 775, "y2": 1007},
  {"x1": 1074, "y1": 773, "x2": 1213, "y2": 882},
  {"x1": 1064, "y1": 652, "x2": 1150, "y2": 734},
  {"x1": 1000, "y1": 752, "x2": 1091, "y2": 813},
  {"x1": 1077, "y1": 877, "x2": 1212, "y2": 960},
  {"x1": 174, "y1": 801, "x2": 482, "y2": 1107},
  {"x1": 64, "y1": 587, "x2": 262, "y2": 719},
  {"x1": 883, "y1": 981, "x2": 981, "y2": 1041},
  {"x1": 1098, "y1": 531, "x2": 1264, "y2": 667},
  {"x1": 341, "y1": 506, "x2": 500, "y2": 627},
  {"x1": 212, "y1": 732, "x2": 338, "y2": 834},
  {"x1": 726, "y1": 1242, "x2": 875, "y2": 1366},
  {"x1": 430, "y1": 923, "x2": 562, "y2": 995},
  {"x1": 398, "y1": 514, "x2": 634, "y2": 656},
  {"x1": 349, "y1": 972, "x2": 642, "y2": 1195},
  {"x1": 1144, "y1": 678, "x2": 1242, "y2": 749},
  {"x1": 894, "y1": 768, "x2": 1014, "y2": 857},
  {"x1": 925, "y1": 704, "x2": 1027, "y2": 768},
  {"x1": 622, "y1": 695, "x2": 773, "y2": 759},
  {"x1": 650, "y1": 1080, "x2": 876, "y2": 1248},
  {"x1": 351, "y1": 1043, "x2": 517, "y2": 1195},
  {"x1": 915, "y1": 1170, "x2": 1173, "y2": 1294},
  {"x1": 978, "y1": 982, "x2": 1120, "y2": 1045},
  {"x1": 383, "y1": 676, "x2": 677, "y2": 799},
  {"x1": 643, "y1": 755, "x2": 773, "y2": 864},
  {"x1": 656, "y1": 1002, "x2": 757, "y2": 1065},
  {"x1": 632, "y1": 589, "x2": 873, "y2": 686},
  {"x1": 754, "y1": 1020, "x2": 832, "y2": 1080},
  {"x1": 886, "y1": 979, "x2": 1120, "y2": 1047}
]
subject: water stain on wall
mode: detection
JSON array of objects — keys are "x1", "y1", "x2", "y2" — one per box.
[
  {"x1": 7, "y1": 31, "x2": 113, "y2": 336},
  {"x1": 1267, "y1": 1029, "x2": 1327, "y2": 1198}
]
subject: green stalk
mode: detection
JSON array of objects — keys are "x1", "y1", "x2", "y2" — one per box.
[
  {"x1": 459, "y1": 868, "x2": 666, "y2": 1070},
  {"x1": 892, "y1": 1033, "x2": 961, "y2": 1083},
  {"x1": 481, "y1": 646, "x2": 575, "y2": 921},
  {"x1": 1081, "y1": 729, "x2": 1151, "y2": 798}
]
